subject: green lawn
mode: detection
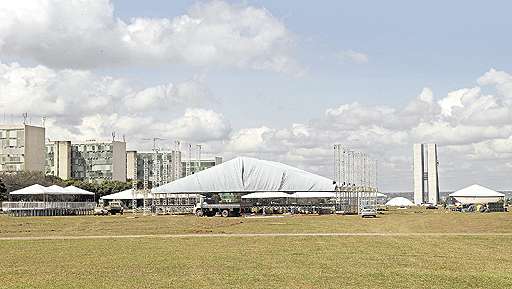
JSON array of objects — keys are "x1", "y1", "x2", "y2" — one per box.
[{"x1": 1, "y1": 210, "x2": 511, "y2": 289}]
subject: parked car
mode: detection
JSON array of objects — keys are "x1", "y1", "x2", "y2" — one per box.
[
  {"x1": 107, "y1": 201, "x2": 124, "y2": 215},
  {"x1": 360, "y1": 207, "x2": 377, "y2": 218},
  {"x1": 423, "y1": 203, "x2": 438, "y2": 209},
  {"x1": 93, "y1": 205, "x2": 109, "y2": 216}
]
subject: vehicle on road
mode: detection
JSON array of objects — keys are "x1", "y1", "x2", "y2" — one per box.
[
  {"x1": 106, "y1": 201, "x2": 124, "y2": 215},
  {"x1": 194, "y1": 202, "x2": 241, "y2": 217},
  {"x1": 360, "y1": 207, "x2": 377, "y2": 218},
  {"x1": 93, "y1": 205, "x2": 109, "y2": 216},
  {"x1": 423, "y1": 203, "x2": 438, "y2": 209}
]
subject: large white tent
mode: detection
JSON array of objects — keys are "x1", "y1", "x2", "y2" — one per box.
[
  {"x1": 449, "y1": 184, "x2": 505, "y2": 205},
  {"x1": 385, "y1": 197, "x2": 414, "y2": 207},
  {"x1": 241, "y1": 192, "x2": 291, "y2": 199},
  {"x1": 152, "y1": 157, "x2": 335, "y2": 194}
]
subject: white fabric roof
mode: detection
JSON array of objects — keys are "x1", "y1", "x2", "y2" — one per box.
[
  {"x1": 45, "y1": 185, "x2": 67, "y2": 194},
  {"x1": 63, "y1": 185, "x2": 95, "y2": 195},
  {"x1": 152, "y1": 157, "x2": 335, "y2": 193},
  {"x1": 385, "y1": 197, "x2": 414, "y2": 206},
  {"x1": 10, "y1": 184, "x2": 95, "y2": 196},
  {"x1": 290, "y1": 191, "x2": 336, "y2": 198},
  {"x1": 241, "y1": 192, "x2": 291, "y2": 199},
  {"x1": 376, "y1": 192, "x2": 387, "y2": 198},
  {"x1": 100, "y1": 190, "x2": 202, "y2": 200},
  {"x1": 101, "y1": 189, "x2": 154, "y2": 200},
  {"x1": 9, "y1": 184, "x2": 48, "y2": 195},
  {"x1": 449, "y1": 184, "x2": 504, "y2": 197}
]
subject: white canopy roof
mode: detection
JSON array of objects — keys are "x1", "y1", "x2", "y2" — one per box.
[
  {"x1": 101, "y1": 189, "x2": 154, "y2": 200},
  {"x1": 290, "y1": 191, "x2": 336, "y2": 198},
  {"x1": 9, "y1": 184, "x2": 48, "y2": 195},
  {"x1": 10, "y1": 184, "x2": 95, "y2": 195},
  {"x1": 449, "y1": 184, "x2": 504, "y2": 197},
  {"x1": 100, "y1": 189, "x2": 202, "y2": 200},
  {"x1": 152, "y1": 157, "x2": 335, "y2": 194},
  {"x1": 45, "y1": 185, "x2": 68, "y2": 194},
  {"x1": 385, "y1": 197, "x2": 414, "y2": 207},
  {"x1": 63, "y1": 185, "x2": 95, "y2": 195},
  {"x1": 241, "y1": 192, "x2": 291, "y2": 199}
]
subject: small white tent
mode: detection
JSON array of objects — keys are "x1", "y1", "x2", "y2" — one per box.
[
  {"x1": 45, "y1": 185, "x2": 68, "y2": 194},
  {"x1": 449, "y1": 184, "x2": 504, "y2": 205},
  {"x1": 101, "y1": 189, "x2": 155, "y2": 200},
  {"x1": 64, "y1": 186, "x2": 95, "y2": 195},
  {"x1": 9, "y1": 184, "x2": 48, "y2": 195},
  {"x1": 385, "y1": 197, "x2": 414, "y2": 207}
]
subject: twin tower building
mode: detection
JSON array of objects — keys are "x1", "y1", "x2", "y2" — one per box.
[{"x1": 413, "y1": 143, "x2": 439, "y2": 205}]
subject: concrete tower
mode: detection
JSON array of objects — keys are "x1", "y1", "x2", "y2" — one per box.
[{"x1": 413, "y1": 143, "x2": 439, "y2": 205}]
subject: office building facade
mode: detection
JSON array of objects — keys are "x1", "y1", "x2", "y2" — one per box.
[
  {"x1": 45, "y1": 141, "x2": 72, "y2": 180},
  {"x1": 70, "y1": 140, "x2": 127, "y2": 182},
  {"x1": 0, "y1": 124, "x2": 45, "y2": 172},
  {"x1": 413, "y1": 143, "x2": 439, "y2": 205}
]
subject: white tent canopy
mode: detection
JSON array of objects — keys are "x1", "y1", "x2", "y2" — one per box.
[
  {"x1": 449, "y1": 184, "x2": 504, "y2": 204},
  {"x1": 152, "y1": 157, "x2": 336, "y2": 194},
  {"x1": 64, "y1": 185, "x2": 95, "y2": 195},
  {"x1": 241, "y1": 192, "x2": 291, "y2": 199},
  {"x1": 100, "y1": 189, "x2": 202, "y2": 200},
  {"x1": 10, "y1": 184, "x2": 96, "y2": 196},
  {"x1": 9, "y1": 184, "x2": 49, "y2": 195},
  {"x1": 385, "y1": 197, "x2": 414, "y2": 207},
  {"x1": 290, "y1": 191, "x2": 336, "y2": 198},
  {"x1": 376, "y1": 192, "x2": 387, "y2": 198},
  {"x1": 45, "y1": 185, "x2": 68, "y2": 194},
  {"x1": 101, "y1": 189, "x2": 154, "y2": 200}
]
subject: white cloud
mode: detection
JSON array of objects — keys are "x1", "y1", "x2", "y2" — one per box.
[
  {"x1": 0, "y1": 0, "x2": 299, "y2": 73},
  {"x1": 0, "y1": 61, "x2": 230, "y2": 144},
  {"x1": 335, "y1": 50, "x2": 369, "y2": 64}
]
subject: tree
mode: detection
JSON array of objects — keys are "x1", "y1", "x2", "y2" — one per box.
[
  {"x1": 0, "y1": 171, "x2": 66, "y2": 194},
  {"x1": 0, "y1": 178, "x2": 7, "y2": 202}
]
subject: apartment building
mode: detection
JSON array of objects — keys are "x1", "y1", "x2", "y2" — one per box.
[
  {"x1": 70, "y1": 140, "x2": 127, "y2": 182},
  {"x1": 128, "y1": 150, "x2": 222, "y2": 187},
  {"x1": 0, "y1": 124, "x2": 45, "y2": 172},
  {"x1": 45, "y1": 141, "x2": 72, "y2": 180}
]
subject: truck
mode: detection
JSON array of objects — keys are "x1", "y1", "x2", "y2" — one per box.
[
  {"x1": 194, "y1": 202, "x2": 241, "y2": 217},
  {"x1": 106, "y1": 200, "x2": 124, "y2": 215}
]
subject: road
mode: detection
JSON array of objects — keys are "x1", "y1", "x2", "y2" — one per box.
[{"x1": 2, "y1": 232, "x2": 512, "y2": 241}]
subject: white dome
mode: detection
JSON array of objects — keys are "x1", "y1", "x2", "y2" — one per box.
[{"x1": 385, "y1": 197, "x2": 414, "y2": 207}]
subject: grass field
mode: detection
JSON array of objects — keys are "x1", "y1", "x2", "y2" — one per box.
[{"x1": 1, "y1": 209, "x2": 512, "y2": 289}]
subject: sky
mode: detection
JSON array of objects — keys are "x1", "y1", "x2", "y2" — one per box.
[{"x1": 0, "y1": 0, "x2": 511, "y2": 191}]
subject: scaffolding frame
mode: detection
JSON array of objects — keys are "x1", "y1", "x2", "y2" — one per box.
[{"x1": 334, "y1": 144, "x2": 379, "y2": 214}]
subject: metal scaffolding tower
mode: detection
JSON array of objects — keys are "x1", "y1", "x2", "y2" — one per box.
[
  {"x1": 131, "y1": 154, "x2": 137, "y2": 214},
  {"x1": 162, "y1": 152, "x2": 169, "y2": 185},
  {"x1": 334, "y1": 144, "x2": 378, "y2": 214},
  {"x1": 186, "y1": 144, "x2": 192, "y2": 176},
  {"x1": 195, "y1": 144, "x2": 202, "y2": 173},
  {"x1": 172, "y1": 140, "x2": 182, "y2": 181},
  {"x1": 143, "y1": 157, "x2": 150, "y2": 215}
]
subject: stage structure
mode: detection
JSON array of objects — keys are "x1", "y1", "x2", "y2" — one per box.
[
  {"x1": 3, "y1": 184, "x2": 95, "y2": 217},
  {"x1": 333, "y1": 144, "x2": 379, "y2": 214}
]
